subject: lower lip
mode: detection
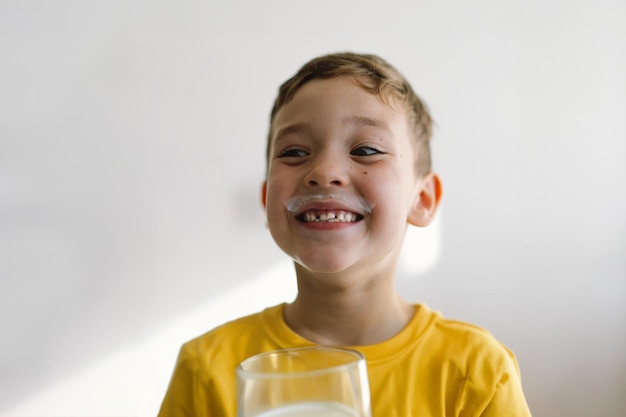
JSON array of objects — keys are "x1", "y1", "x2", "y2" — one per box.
[{"x1": 297, "y1": 220, "x2": 359, "y2": 231}]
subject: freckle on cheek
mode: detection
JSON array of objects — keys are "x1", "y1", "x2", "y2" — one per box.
[{"x1": 363, "y1": 171, "x2": 368, "y2": 175}]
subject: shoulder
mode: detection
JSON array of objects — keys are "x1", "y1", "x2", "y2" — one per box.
[
  {"x1": 415, "y1": 305, "x2": 521, "y2": 379},
  {"x1": 177, "y1": 304, "x2": 284, "y2": 363},
  {"x1": 422, "y1": 306, "x2": 514, "y2": 357},
  {"x1": 159, "y1": 304, "x2": 289, "y2": 417},
  {"x1": 415, "y1": 306, "x2": 529, "y2": 413},
  {"x1": 433, "y1": 316, "x2": 531, "y2": 415}
]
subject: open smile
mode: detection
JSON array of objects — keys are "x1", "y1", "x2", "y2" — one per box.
[
  {"x1": 286, "y1": 193, "x2": 373, "y2": 225},
  {"x1": 297, "y1": 210, "x2": 364, "y2": 223}
]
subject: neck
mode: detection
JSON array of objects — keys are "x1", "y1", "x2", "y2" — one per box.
[{"x1": 283, "y1": 265, "x2": 414, "y2": 346}]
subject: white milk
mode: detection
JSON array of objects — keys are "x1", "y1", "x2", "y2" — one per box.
[{"x1": 253, "y1": 401, "x2": 361, "y2": 417}]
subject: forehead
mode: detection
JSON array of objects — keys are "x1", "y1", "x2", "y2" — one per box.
[{"x1": 271, "y1": 77, "x2": 410, "y2": 140}]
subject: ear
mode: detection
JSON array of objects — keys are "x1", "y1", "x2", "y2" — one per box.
[
  {"x1": 408, "y1": 172, "x2": 443, "y2": 227},
  {"x1": 261, "y1": 181, "x2": 268, "y2": 209}
]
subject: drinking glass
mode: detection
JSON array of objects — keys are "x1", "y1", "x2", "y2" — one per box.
[{"x1": 236, "y1": 346, "x2": 371, "y2": 417}]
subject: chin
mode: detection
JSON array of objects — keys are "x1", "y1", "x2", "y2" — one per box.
[{"x1": 293, "y1": 255, "x2": 365, "y2": 276}]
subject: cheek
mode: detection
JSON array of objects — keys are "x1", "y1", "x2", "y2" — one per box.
[{"x1": 264, "y1": 183, "x2": 289, "y2": 222}]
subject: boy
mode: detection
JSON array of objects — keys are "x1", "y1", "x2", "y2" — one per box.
[{"x1": 158, "y1": 52, "x2": 531, "y2": 416}]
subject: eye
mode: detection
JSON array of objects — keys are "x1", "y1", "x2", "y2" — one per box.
[
  {"x1": 350, "y1": 146, "x2": 383, "y2": 157},
  {"x1": 278, "y1": 148, "x2": 309, "y2": 158}
]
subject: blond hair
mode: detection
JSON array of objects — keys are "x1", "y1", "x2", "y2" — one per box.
[{"x1": 267, "y1": 52, "x2": 434, "y2": 176}]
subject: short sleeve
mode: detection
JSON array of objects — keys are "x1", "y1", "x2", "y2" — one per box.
[
  {"x1": 479, "y1": 352, "x2": 532, "y2": 417},
  {"x1": 157, "y1": 343, "x2": 199, "y2": 417}
]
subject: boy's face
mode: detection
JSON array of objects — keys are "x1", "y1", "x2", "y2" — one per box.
[{"x1": 263, "y1": 76, "x2": 439, "y2": 276}]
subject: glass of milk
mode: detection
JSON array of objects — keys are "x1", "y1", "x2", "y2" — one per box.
[{"x1": 236, "y1": 346, "x2": 371, "y2": 417}]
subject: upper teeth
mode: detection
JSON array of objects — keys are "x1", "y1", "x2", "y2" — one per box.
[{"x1": 303, "y1": 211, "x2": 357, "y2": 223}]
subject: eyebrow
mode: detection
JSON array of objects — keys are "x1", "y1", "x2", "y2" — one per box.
[
  {"x1": 273, "y1": 122, "x2": 313, "y2": 142},
  {"x1": 345, "y1": 116, "x2": 391, "y2": 132}
]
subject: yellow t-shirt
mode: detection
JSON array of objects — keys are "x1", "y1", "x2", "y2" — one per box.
[{"x1": 158, "y1": 303, "x2": 531, "y2": 417}]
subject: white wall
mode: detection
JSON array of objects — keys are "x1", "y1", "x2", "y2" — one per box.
[{"x1": 1, "y1": 1, "x2": 625, "y2": 416}]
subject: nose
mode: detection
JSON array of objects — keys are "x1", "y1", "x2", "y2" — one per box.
[{"x1": 304, "y1": 152, "x2": 350, "y2": 188}]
